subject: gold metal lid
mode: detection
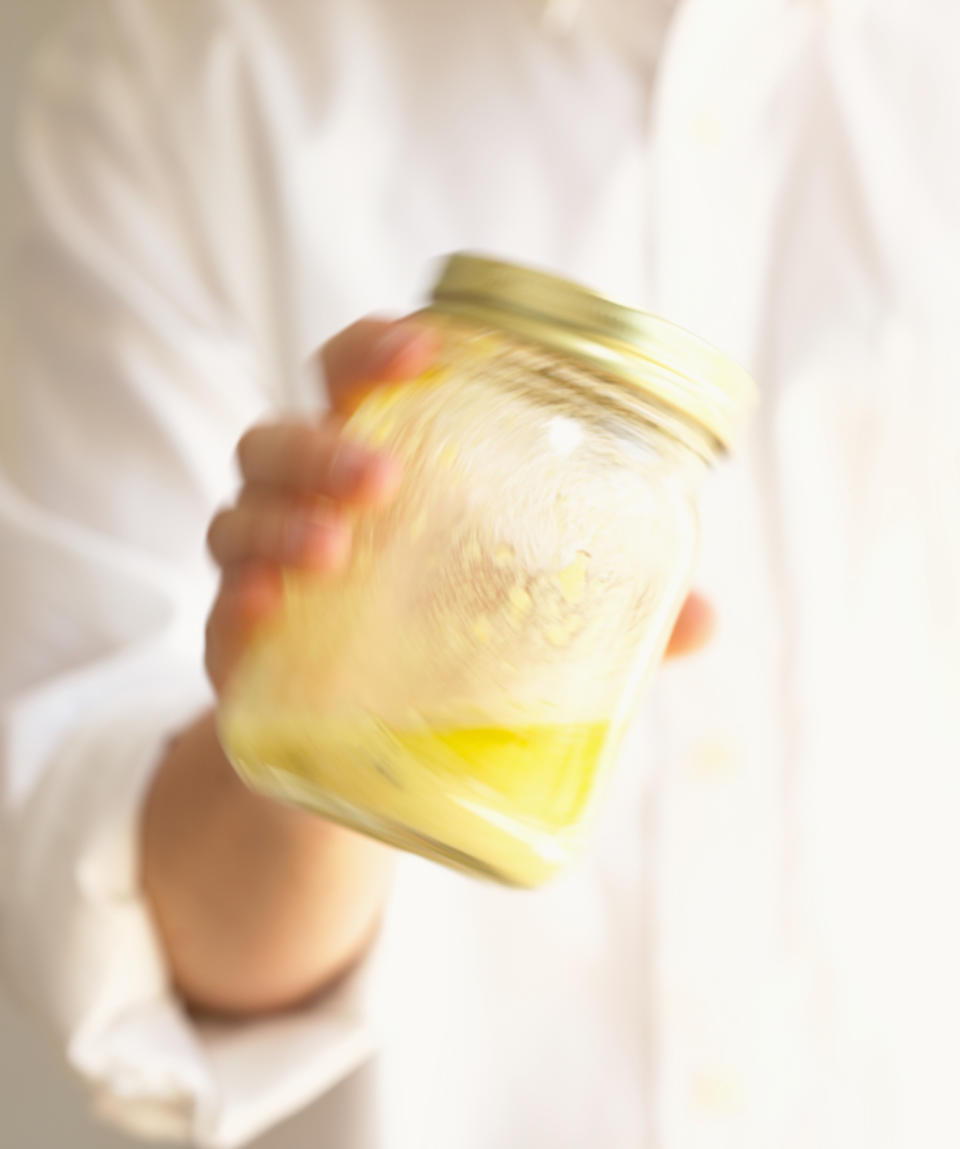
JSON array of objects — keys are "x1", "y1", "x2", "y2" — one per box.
[{"x1": 428, "y1": 252, "x2": 756, "y2": 452}]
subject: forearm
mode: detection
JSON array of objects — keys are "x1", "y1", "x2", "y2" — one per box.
[{"x1": 142, "y1": 710, "x2": 393, "y2": 1016}]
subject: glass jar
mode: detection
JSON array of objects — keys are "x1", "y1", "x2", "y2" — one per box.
[{"x1": 219, "y1": 254, "x2": 755, "y2": 887}]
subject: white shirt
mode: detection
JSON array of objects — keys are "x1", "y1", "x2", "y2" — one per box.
[{"x1": 2, "y1": 0, "x2": 959, "y2": 1146}]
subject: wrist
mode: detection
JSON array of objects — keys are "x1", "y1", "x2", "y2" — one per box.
[{"x1": 143, "y1": 708, "x2": 394, "y2": 1015}]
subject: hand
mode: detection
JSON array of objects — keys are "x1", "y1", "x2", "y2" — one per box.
[
  {"x1": 145, "y1": 319, "x2": 436, "y2": 1017},
  {"x1": 148, "y1": 317, "x2": 715, "y2": 1017},
  {"x1": 204, "y1": 317, "x2": 713, "y2": 693},
  {"x1": 204, "y1": 318, "x2": 437, "y2": 694}
]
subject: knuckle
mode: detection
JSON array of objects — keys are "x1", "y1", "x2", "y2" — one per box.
[
  {"x1": 321, "y1": 319, "x2": 370, "y2": 368},
  {"x1": 206, "y1": 509, "x2": 230, "y2": 555},
  {"x1": 322, "y1": 318, "x2": 391, "y2": 384},
  {"x1": 235, "y1": 426, "x2": 261, "y2": 471},
  {"x1": 295, "y1": 425, "x2": 343, "y2": 492},
  {"x1": 290, "y1": 426, "x2": 321, "y2": 487},
  {"x1": 250, "y1": 510, "x2": 276, "y2": 558},
  {"x1": 204, "y1": 603, "x2": 219, "y2": 650},
  {"x1": 249, "y1": 504, "x2": 292, "y2": 561}
]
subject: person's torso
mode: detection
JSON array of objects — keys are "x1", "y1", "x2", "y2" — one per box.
[{"x1": 14, "y1": 0, "x2": 959, "y2": 1145}]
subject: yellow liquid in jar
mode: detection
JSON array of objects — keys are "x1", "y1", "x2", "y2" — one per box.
[
  {"x1": 222, "y1": 714, "x2": 610, "y2": 887},
  {"x1": 393, "y1": 721, "x2": 608, "y2": 818}
]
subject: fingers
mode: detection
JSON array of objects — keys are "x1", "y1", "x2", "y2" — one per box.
[
  {"x1": 231, "y1": 318, "x2": 435, "y2": 511},
  {"x1": 207, "y1": 316, "x2": 435, "y2": 695},
  {"x1": 236, "y1": 419, "x2": 402, "y2": 504},
  {"x1": 321, "y1": 318, "x2": 438, "y2": 412},
  {"x1": 207, "y1": 496, "x2": 351, "y2": 570},
  {"x1": 664, "y1": 592, "x2": 716, "y2": 658}
]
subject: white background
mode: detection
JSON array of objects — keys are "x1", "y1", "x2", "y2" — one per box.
[{"x1": 1, "y1": 3, "x2": 133, "y2": 1145}]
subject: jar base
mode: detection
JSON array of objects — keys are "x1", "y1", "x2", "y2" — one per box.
[{"x1": 232, "y1": 758, "x2": 571, "y2": 889}]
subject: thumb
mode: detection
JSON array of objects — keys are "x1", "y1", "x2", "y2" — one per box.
[{"x1": 664, "y1": 592, "x2": 716, "y2": 659}]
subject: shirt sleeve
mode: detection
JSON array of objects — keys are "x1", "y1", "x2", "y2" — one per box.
[{"x1": 0, "y1": 5, "x2": 376, "y2": 1145}]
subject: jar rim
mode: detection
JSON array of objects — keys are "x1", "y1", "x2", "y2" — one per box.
[{"x1": 429, "y1": 252, "x2": 756, "y2": 453}]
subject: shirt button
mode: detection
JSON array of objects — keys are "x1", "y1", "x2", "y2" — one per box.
[
  {"x1": 688, "y1": 109, "x2": 727, "y2": 149},
  {"x1": 691, "y1": 1066, "x2": 745, "y2": 1115},
  {"x1": 541, "y1": 0, "x2": 582, "y2": 34},
  {"x1": 690, "y1": 734, "x2": 741, "y2": 781},
  {"x1": 816, "y1": 0, "x2": 870, "y2": 22}
]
